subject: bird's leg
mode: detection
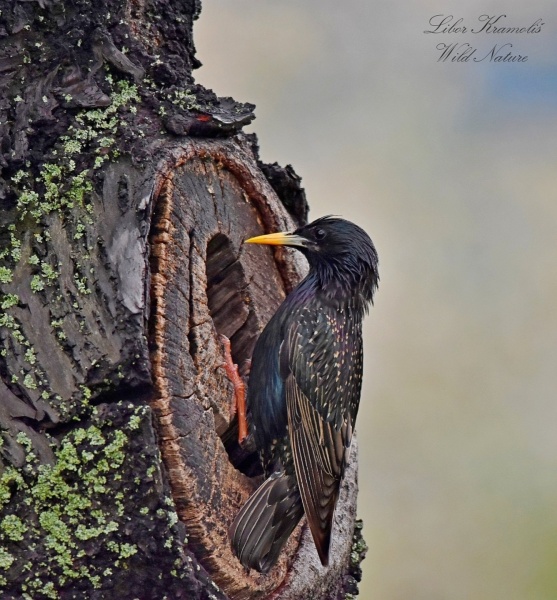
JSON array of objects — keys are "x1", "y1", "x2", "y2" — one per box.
[{"x1": 220, "y1": 335, "x2": 248, "y2": 445}]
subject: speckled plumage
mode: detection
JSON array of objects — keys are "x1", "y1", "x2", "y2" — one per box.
[{"x1": 230, "y1": 216, "x2": 379, "y2": 573}]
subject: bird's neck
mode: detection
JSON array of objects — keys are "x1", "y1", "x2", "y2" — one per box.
[{"x1": 296, "y1": 267, "x2": 375, "y2": 314}]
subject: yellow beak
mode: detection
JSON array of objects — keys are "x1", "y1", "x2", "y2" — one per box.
[{"x1": 245, "y1": 232, "x2": 307, "y2": 247}]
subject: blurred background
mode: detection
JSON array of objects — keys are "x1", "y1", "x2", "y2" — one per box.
[{"x1": 195, "y1": 1, "x2": 557, "y2": 598}]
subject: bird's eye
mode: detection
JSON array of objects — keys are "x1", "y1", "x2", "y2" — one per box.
[{"x1": 315, "y1": 228, "x2": 326, "y2": 240}]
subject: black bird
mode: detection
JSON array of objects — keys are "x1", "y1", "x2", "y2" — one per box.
[{"x1": 230, "y1": 216, "x2": 379, "y2": 573}]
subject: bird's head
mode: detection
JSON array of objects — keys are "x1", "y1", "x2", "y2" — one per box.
[{"x1": 246, "y1": 216, "x2": 379, "y2": 306}]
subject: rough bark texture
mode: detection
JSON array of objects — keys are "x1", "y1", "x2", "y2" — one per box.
[{"x1": 0, "y1": 1, "x2": 365, "y2": 598}]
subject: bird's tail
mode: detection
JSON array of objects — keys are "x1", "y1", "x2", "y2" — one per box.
[{"x1": 230, "y1": 471, "x2": 304, "y2": 573}]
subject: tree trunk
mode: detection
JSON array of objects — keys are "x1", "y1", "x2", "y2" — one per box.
[{"x1": 0, "y1": 1, "x2": 366, "y2": 598}]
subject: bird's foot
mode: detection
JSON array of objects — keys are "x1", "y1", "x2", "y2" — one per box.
[{"x1": 220, "y1": 335, "x2": 248, "y2": 445}]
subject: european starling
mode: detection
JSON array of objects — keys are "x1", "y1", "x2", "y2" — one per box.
[{"x1": 230, "y1": 216, "x2": 379, "y2": 573}]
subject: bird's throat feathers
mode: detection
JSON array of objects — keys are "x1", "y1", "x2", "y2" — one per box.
[{"x1": 295, "y1": 258, "x2": 378, "y2": 314}]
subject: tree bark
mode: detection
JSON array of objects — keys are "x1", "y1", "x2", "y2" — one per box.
[{"x1": 0, "y1": 1, "x2": 366, "y2": 598}]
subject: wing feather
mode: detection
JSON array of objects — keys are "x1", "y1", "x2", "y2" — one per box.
[
  {"x1": 285, "y1": 374, "x2": 338, "y2": 564},
  {"x1": 281, "y1": 303, "x2": 362, "y2": 565}
]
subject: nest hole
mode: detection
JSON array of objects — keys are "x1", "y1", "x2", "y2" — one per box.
[{"x1": 205, "y1": 233, "x2": 262, "y2": 477}]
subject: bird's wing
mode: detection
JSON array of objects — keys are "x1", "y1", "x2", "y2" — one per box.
[{"x1": 281, "y1": 306, "x2": 361, "y2": 564}]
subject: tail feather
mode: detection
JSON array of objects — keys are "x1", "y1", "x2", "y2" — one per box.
[{"x1": 230, "y1": 471, "x2": 304, "y2": 573}]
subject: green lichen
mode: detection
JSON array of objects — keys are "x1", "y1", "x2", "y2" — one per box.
[
  {"x1": 0, "y1": 413, "x2": 167, "y2": 593},
  {"x1": 79, "y1": 386, "x2": 93, "y2": 407},
  {"x1": 106, "y1": 540, "x2": 138, "y2": 559},
  {"x1": 0, "y1": 80, "x2": 145, "y2": 420},
  {"x1": 73, "y1": 222, "x2": 86, "y2": 240},
  {"x1": 16, "y1": 431, "x2": 33, "y2": 452},
  {"x1": 40, "y1": 581, "x2": 58, "y2": 599},
  {"x1": 0, "y1": 72, "x2": 191, "y2": 594},
  {"x1": 9, "y1": 233, "x2": 22, "y2": 262},
  {"x1": 50, "y1": 319, "x2": 66, "y2": 343},
  {"x1": 0, "y1": 514, "x2": 28, "y2": 541},
  {"x1": 169, "y1": 88, "x2": 201, "y2": 111},
  {"x1": 30, "y1": 275, "x2": 45, "y2": 293},
  {"x1": 0, "y1": 294, "x2": 19, "y2": 310},
  {"x1": 0, "y1": 548, "x2": 15, "y2": 570},
  {"x1": 62, "y1": 139, "x2": 82, "y2": 155},
  {"x1": 8, "y1": 78, "x2": 140, "y2": 229},
  {"x1": 11, "y1": 170, "x2": 27, "y2": 184},
  {"x1": 22, "y1": 373, "x2": 37, "y2": 390},
  {"x1": 73, "y1": 272, "x2": 91, "y2": 295},
  {"x1": 0, "y1": 468, "x2": 25, "y2": 508},
  {"x1": 24, "y1": 347, "x2": 37, "y2": 365},
  {"x1": 40, "y1": 262, "x2": 58, "y2": 282},
  {"x1": 0, "y1": 267, "x2": 13, "y2": 284}
]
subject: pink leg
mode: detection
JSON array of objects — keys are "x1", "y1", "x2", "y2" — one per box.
[{"x1": 220, "y1": 335, "x2": 248, "y2": 444}]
